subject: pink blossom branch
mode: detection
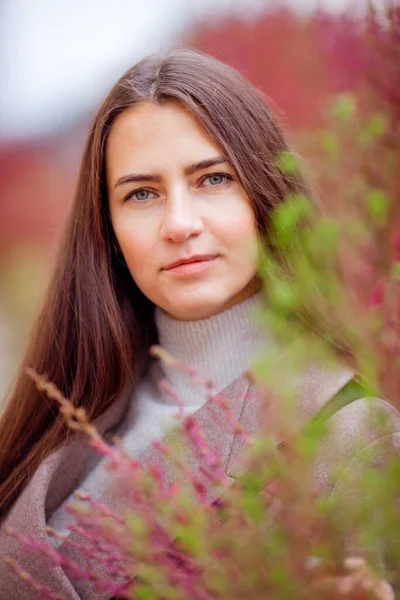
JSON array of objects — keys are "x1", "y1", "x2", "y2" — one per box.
[
  {"x1": 45, "y1": 525, "x2": 129, "y2": 581},
  {"x1": 4, "y1": 527, "x2": 127, "y2": 594},
  {"x1": 1, "y1": 556, "x2": 66, "y2": 600}
]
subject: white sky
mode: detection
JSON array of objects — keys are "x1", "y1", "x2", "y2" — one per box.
[{"x1": 0, "y1": 0, "x2": 365, "y2": 141}]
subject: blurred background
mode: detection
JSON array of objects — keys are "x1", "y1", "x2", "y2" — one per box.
[{"x1": 0, "y1": 0, "x2": 387, "y2": 400}]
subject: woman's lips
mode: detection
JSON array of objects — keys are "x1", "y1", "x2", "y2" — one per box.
[{"x1": 164, "y1": 257, "x2": 218, "y2": 276}]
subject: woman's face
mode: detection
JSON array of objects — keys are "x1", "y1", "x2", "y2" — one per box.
[{"x1": 107, "y1": 100, "x2": 260, "y2": 321}]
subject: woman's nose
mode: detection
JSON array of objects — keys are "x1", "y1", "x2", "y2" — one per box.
[{"x1": 160, "y1": 192, "x2": 204, "y2": 243}]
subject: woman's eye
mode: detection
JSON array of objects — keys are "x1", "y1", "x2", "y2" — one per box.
[
  {"x1": 202, "y1": 173, "x2": 232, "y2": 187},
  {"x1": 125, "y1": 189, "x2": 155, "y2": 203}
]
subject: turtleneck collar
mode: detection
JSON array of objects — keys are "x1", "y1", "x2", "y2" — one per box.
[{"x1": 150, "y1": 291, "x2": 267, "y2": 407}]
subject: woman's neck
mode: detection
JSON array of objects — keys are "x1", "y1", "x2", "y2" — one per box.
[{"x1": 151, "y1": 289, "x2": 267, "y2": 406}]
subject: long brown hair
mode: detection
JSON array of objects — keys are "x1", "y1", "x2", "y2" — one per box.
[{"x1": 0, "y1": 49, "x2": 309, "y2": 521}]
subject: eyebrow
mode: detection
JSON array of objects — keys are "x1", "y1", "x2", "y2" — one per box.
[{"x1": 113, "y1": 156, "x2": 229, "y2": 189}]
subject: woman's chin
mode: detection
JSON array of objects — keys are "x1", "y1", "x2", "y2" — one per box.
[{"x1": 161, "y1": 295, "x2": 230, "y2": 322}]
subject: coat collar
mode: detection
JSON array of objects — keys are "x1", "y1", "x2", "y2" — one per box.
[{"x1": 44, "y1": 380, "x2": 134, "y2": 517}]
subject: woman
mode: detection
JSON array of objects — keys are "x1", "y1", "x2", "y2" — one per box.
[{"x1": 0, "y1": 49, "x2": 399, "y2": 600}]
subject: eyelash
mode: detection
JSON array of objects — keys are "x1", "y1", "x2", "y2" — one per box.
[{"x1": 124, "y1": 172, "x2": 233, "y2": 204}]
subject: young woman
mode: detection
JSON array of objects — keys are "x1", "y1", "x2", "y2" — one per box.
[{"x1": 0, "y1": 49, "x2": 399, "y2": 600}]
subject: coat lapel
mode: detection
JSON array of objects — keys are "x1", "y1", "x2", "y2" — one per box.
[
  {"x1": 226, "y1": 361, "x2": 355, "y2": 479},
  {"x1": 60, "y1": 376, "x2": 251, "y2": 600}
]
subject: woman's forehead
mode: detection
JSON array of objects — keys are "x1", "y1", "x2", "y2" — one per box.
[{"x1": 106, "y1": 101, "x2": 223, "y2": 185}]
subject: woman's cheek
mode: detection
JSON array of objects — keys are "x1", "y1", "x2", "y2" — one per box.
[
  {"x1": 116, "y1": 222, "x2": 155, "y2": 275},
  {"x1": 219, "y1": 207, "x2": 258, "y2": 250}
]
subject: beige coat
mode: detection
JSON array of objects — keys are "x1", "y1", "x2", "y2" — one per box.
[{"x1": 1, "y1": 363, "x2": 400, "y2": 600}]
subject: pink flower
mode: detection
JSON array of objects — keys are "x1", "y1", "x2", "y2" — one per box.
[
  {"x1": 393, "y1": 227, "x2": 400, "y2": 263},
  {"x1": 369, "y1": 282, "x2": 385, "y2": 307}
]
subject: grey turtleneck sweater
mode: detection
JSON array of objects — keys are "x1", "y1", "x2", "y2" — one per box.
[{"x1": 48, "y1": 292, "x2": 266, "y2": 545}]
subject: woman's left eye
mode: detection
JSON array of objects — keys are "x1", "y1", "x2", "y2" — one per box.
[{"x1": 202, "y1": 173, "x2": 232, "y2": 187}]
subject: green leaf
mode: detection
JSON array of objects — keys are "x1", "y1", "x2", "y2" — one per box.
[
  {"x1": 320, "y1": 130, "x2": 339, "y2": 157},
  {"x1": 269, "y1": 279, "x2": 299, "y2": 313},
  {"x1": 240, "y1": 469, "x2": 267, "y2": 494},
  {"x1": 330, "y1": 93, "x2": 357, "y2": 122},
  {"x1": 359, "y1": 113, "x2": 388, "y2": 143},
  {"x1": 126, "y1": 514, "x2": 146, "y2": 537},
  {"x1": 135, "y1": 584, "x2": 158, "y2": 600},
  {"x1": 242, "y1": 489, "x2": 265, "y2": 525},
  {"x1": 298, "y1": 419, "x2": 328, "y2": 459},
  {"x1": 366, "y1": 188, "x2": 388, "y2": 224},
  {"x1": 176, "y1": 518, "x2": 207, "y2": 558},
  {"x1": 391, "y1": 261, "x2": 400, "y2": 281},
  {"x1": 303, "y1": 218, "x2": 340, "y2": 263},
  {"x1": 275, "y1": 151, "x2": 301, "y2": 174},
  {"x1": 271, "y1": 193, "x2": 312, "y2": 250}
]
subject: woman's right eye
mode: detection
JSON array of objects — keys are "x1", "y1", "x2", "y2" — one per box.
[{"x1": 125, "y1": 189, "x2": 156, "y2": 203}]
